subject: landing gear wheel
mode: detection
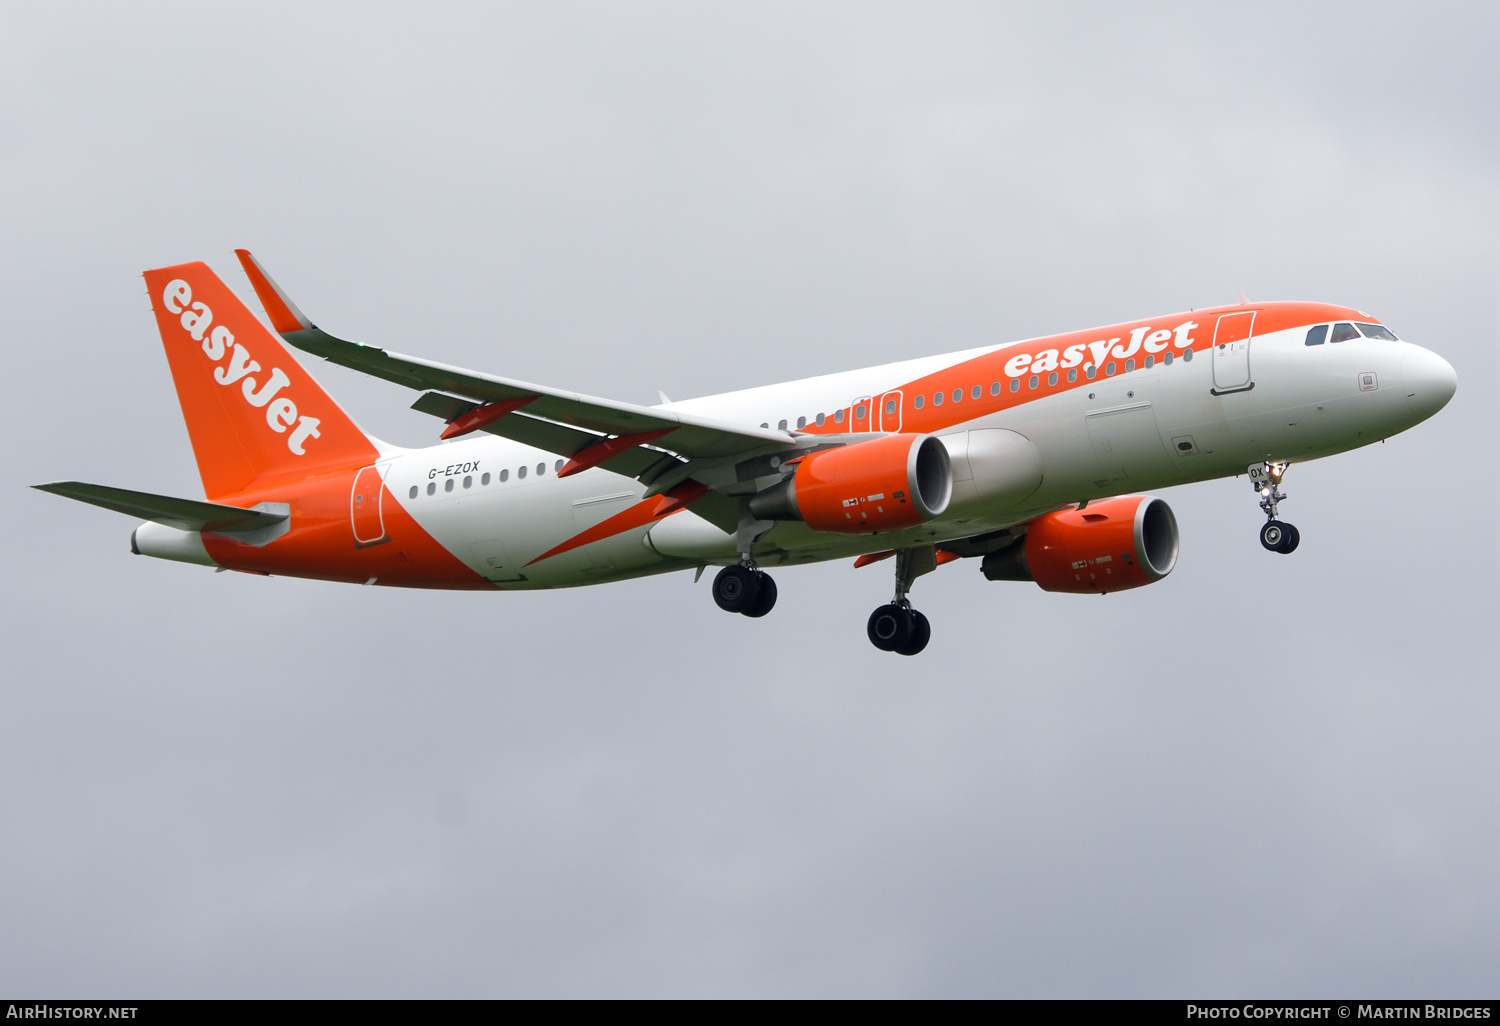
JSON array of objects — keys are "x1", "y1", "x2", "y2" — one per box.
[
  {"x1": 867, "y1": 604, "x2": 913, "y2": 652},
  {"x1": 713, "y1": 565, "x2": 762, "y2": 613},
  {"x1": 1260, "y1": 520, "x2": 1288, "y2": 552},
  {"x1": 895, "y1": 610, "x2": 930, "y2": 656},
  {"x1": 741, "y1": 572, "x2": 778, "y2": 617},
  {"x1": 1276, "y1": 523, "x2": 1300, "y2": 554}
]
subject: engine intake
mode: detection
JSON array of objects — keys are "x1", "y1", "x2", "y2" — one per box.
[
  {"x1": 748, "y1": 433, "x2": 952, "y2": 534},
  {"x1": 982, "y1": 495, "x2": 1179, "y2": 594}
]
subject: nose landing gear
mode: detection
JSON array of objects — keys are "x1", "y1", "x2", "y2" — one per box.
[
  {"x1": 866, "y1": 546, "x2": 936, "y2": 655},
  {"x1": 1250, "y1": 461, "x2": 1299, "y2": 554}
]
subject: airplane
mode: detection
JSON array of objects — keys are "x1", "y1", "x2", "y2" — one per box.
[{"x1": 35, "y1": 252, "x2": 1457, "y2": 655}]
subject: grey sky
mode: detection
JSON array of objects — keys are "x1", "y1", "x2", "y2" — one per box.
[{"x1": 1, "y1": 1, "x2": 1496, "y2": 997}]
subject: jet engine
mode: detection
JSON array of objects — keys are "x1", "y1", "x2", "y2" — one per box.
[
  {"x1": 981, "y1": 495, "x2": 1179, "y2": 594},
  {"x1": 748, "y1": 433, "x2": 952, "y2": 534}
]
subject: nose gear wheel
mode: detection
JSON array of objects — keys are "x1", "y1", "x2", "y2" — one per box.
[{"x1": 1249, "y1": 461, "x2": 1300, "y2": 555}]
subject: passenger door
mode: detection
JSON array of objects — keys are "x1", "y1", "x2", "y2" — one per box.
[
  {"x1": 1211, "y1": 311, "x2": 1255, "y2": 394},
  {"x1": 350, "y1": 464, "x2": 389, "y2": 547}
]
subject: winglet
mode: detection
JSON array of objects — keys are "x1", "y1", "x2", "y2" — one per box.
[{"x1": 234, "y1": 249, "x2": 314, "y2": 334}]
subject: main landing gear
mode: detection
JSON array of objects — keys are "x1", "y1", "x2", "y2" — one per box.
[
  {"x1": 713, "y1": 564, "x2": 778, "y2": 618},
  {"x1": 1250, "y1": 460, "x2": 1300, "y2": 554},
  {"x1": 867, "y1": 546, "x2": 935, "y2": 656}
]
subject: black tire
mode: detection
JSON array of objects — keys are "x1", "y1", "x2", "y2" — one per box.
[
  {"x1": 1276, "y1": 523, "x2": 1300, "y2": 554},
  {"x1": 867, "y1": 604, "x2": 913, "y2": 652},
  {"x1": 896, "y1": 610, "x2": 931, "y2": 656},
  {"x1": 742, "y1": 572, "x2": 778, "y2": 617},
  {"x1": 713, "y1": 565, "x2": 762, "y2": 613},
  {"x1": 1260, "y1": 520, "x2": 1287, "y2": 552}
]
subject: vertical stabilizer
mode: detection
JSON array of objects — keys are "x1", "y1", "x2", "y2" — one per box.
[{"x1": 143, "y1": 261, "x2": 378, "y2": 500}]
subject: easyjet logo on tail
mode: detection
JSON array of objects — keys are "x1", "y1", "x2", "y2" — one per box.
[{"x1": 162, "y1": 279, "x2": 322, "y2": 455}]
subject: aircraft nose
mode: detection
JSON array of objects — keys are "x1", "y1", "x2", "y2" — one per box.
[{"x1": 1402, "y1": 346, "x2": 1457, "y2": 422}]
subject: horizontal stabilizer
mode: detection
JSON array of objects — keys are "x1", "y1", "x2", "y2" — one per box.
[{"x1": 32, "y1": 482, "x2": 288, "y2": 533}]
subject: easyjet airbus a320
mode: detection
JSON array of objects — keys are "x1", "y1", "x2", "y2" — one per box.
[{"x1": 37, "y1": 253, "x2": 1456, "y2": 655}]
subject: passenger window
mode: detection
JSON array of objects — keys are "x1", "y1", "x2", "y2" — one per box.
[
  {"x1": 1356, "y1": 322, "x2": 1399, "y2": 341},
  {"x1": 1009, "y1": 379, "x2": 1020, "y2": 393},
  {"x1": 1028, "y1": 374, "x2": 1039, "y2": 389},
  {"x1": 482, "y1": 472, "x2": 491, "y2": 485},
  {"x1": 855, "y1": 405, "x2": 867, "y2": 419},
  {"x1": 426, "y1": 482, "x2": 436, "y2": 495},
  {"x1": 1085, "y1": 364, "x2": 1097, "y2": 378},
  {"x1": 1106, "y1": 362, "x2": 1117, "y2": 376},
  {"x1": 463, "y1": 475, "x2": 472, "y2": 488},
  {"x1": 1305, "y1": 324, "x2": 1328, "y2": 346},
  {"x1": 409, "y1": 486, "x2": 419, "y2": 499},
  {"x1": 518, "y1": 466, "x2": 527, "y2": 479},
  {"x1": 500, "y1": 469, "x2": 509, "y2": 482},
  {"x1": 933, "y1": 392, "x2": 943, "y2": 406},
  {"x1": 971, "y1": 385, "x2": 981, "y2": 400},
  {"x1": 1183, "y1": 348, "x2": 1193, "y2": 362},
  {"x1": 883, "y1": 400, "x2": 895, "y2": 416},
  {"x1": 778, "y1": 419, "x2": 787, "y2": 430},
  {"x1": 555, "y1": 460, "x2": 564, "y2": 472},
  {"x1": 991, "y1": 382, "x2": 1001, "y2": 396},
  {"x1": 1048, "y1": 371, "x2": 1058, "y2": 386},
  {"x1": 1125, "y1": 358, "x2": 1135, "y2": 372},
  {"x1": 797, "y1": 416, "x2": 807, "y2": 429},
  {"x1": 1144, "y1": 355, "x2": 1154, "y2": 369},
  {"x1": 444, "y1": 478, "x2": 454, "y2": 492},
  {"x1": 834, "y1": 409, "x2": 845, "y2": 424},
  {"x1": 1164, "y1": 352, "x2": 1173, "y2": 365},
  {"x1": 914, "y1": 395, "x2": 925, "y2": 409},
  {"x1": 1330, "y1": 322, "x2": 1360, "y2": 343},
  {"x1": 537, "y1": 463, "x2": 546, "y2": 476},
  {"x1": 950, "y1": 389, "x2": 961, "y2": 404},
  {"x1": 1067, "y1": 368, "x2": 1077, "y2": 382},
  {"x1": 815, "y1": 413, "x2": 826, "y2": 426}
]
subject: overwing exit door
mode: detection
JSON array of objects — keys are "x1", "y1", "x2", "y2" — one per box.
[
  {"x1": 1211, "y1": 311, "x2": 1255, "y2": 394},
  {"x1": 878, "y1": 390, "x2": 903, "y2": 432},
  {"x1": 350, "y1": 464, "x2": 389, "y2": 547},
  {"x1": 849, "y1": 396, "x2": 871, "y2": 433}
]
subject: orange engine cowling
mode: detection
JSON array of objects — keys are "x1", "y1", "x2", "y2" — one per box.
[
  {"x1": 748, "y1": 433, "x2": 952, "y2": 534},
  {"x1": 981, "y1": 495, "x2": 1179, "y2": 594}
]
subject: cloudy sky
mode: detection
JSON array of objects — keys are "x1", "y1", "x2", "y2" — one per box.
[{"x1": 1, "y1": 2, "x2": 1496, "y2": 997}]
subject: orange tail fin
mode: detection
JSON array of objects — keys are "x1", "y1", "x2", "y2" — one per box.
[{"x1": 143, "y1": 261, "x2": 379, "y2": 500}]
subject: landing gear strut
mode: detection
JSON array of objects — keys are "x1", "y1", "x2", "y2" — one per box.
[
  {"x1": 1249, "y1": 461, "x2": 1299, "y2": 554},
  {"x1": 712, "y1": 502, "x2": 779, "y2": 617},
  {"x1": 867, "y1": 547, "x2": 934, "y2": 656}
]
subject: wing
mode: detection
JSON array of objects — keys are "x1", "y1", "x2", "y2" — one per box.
[
  {"x1": 233, "y1": 250, "x2": 798, "y2": 488},
  {"x1": 33, "y1": 482, "x2": 288, "y2": 533}
]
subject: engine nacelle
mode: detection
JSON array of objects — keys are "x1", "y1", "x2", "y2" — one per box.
[
  {"x1": 981, "y1": 495, "x2": 1179, "y2": 594},
  {"x1": 748, "y1": 433, "x2": 952, "y2": 534}
]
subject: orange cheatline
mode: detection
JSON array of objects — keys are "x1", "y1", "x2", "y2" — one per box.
[{"x1": 526, "y1": 480, "x2": 708, "y2": 567}]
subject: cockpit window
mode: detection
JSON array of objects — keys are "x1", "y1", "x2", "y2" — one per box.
[
  {"x1": 1356, "y1": 322, "x2": 1399, "y2": 341},
  {"x1": 1305, "y1": 324, "x2": 1328, "y2": 346},
  {"x1": 1330, "y1": 322, "x2": 1361, "y2": 343}
]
